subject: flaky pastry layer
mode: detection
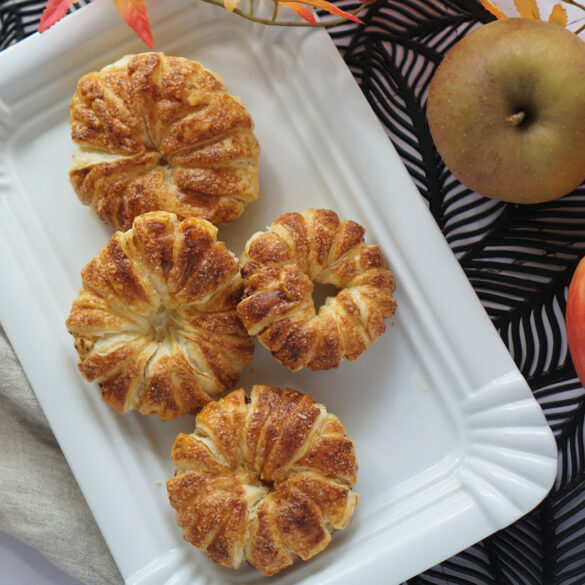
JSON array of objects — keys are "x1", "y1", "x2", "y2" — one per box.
[
  {"x1": 237, "y1": 209, "x2": 397, "y2": 371},
  {"x1": 65, "y1": 211, "x2": 254, "y2": 420},
  {"x1": 167, "y1": 384, "x2": 359, "y2": 575},
  {"x1": 69, "y1": 52, "x2": 260, "y2": 230}
]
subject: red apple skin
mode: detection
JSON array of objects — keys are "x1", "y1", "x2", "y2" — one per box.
[
  {"x1": 427, "y1": 18, "x2": 585, "y2": 204},
  {"x1": 566, "y1": 257, "x2": 585, "y2": 387}
]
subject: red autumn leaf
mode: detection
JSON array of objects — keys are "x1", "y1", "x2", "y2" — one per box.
[
  {"x1": 279, "y1": 1, "x2": 316, "y2": 24},
  {"x1": 39, "y1": 0, "x2": 76, "y2": 32},
  {"x1": 112, "y1": 0, "x2": 153, "y2": 48}
]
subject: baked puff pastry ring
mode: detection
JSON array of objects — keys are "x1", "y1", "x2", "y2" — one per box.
[
  {"x1": 167, "y1": 384, "x2": 359, "y2": 576},
  {"x1": 65, "y1": 211, "x2": 254, "y2": 420},
  {"x1": 69, "y1": 52, "x2": 260, "y2": 231},
  {"x1": 237, "y1": 209, "x2": 397, "y2": 371}
]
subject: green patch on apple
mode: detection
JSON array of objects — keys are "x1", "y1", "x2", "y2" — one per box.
[{"x1": 426, "y1": 18, "x2": 585, "y2": 204}]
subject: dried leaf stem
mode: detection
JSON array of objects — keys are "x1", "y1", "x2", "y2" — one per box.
[{"x1": 563, "y1": 0, "x2": 585, "y2": 34}]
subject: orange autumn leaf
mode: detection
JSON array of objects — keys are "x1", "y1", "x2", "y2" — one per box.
[
  {"x1": 287, "y1": 0, "x2": 364, "y2": 24},
  {"x1": 481, "y1": 0, "x2": 507, "y2": 19},
  {"x1": 112, "y1": 0, "x2": 153, "y2": 48},
  {"x1": 481, "y1": 0, "x2": 568, "y2": 25},
  {"x1": 549, "y1": 3, "x2": 568, "y2": 25},
  {"x1": 39, "y1": 0, "x2": 152, "y2": 46},
  {"x1": 224, "y1": 0, "x2": 240, "y2": 12},
  {"x1": 514, "y1": 0, "x2": 541, "y2": 19},
  {"x1": 39, "y1": 0, "x2": 76, "y2": 32},
  {"x1": 219, "y1": 0, "x2": 363, "y2": 24},
  {"x1": 280, "y1": 1, "x2": 317, "y2": 24}
]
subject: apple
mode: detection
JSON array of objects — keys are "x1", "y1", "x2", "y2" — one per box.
[
  {"x1": 426, "y1": 18, "x2": 585, "y2": 204},
  {"x1": 567, "y1": 257, "x2": 585, "y2": 387}
]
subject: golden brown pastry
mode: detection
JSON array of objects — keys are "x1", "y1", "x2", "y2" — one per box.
[
  {"x1": 237, "y1": 209, "x2": 397, "y2": 371},
  {"x1": 167, "y1": 384, "x2": 358, "y2": 576},
  {"x1": 69, "y1": 52, "x2": 260, "y2": 231},
  {"x1": 65, "y1": 211, "x2": 254, "y2": 420}
]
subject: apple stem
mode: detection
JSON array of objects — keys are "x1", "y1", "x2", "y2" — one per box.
[{"x1": 506, "y1": 111, "x2": 526, "y2": 126}]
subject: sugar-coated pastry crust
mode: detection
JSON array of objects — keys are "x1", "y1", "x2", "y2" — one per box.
[
  {"x1": 237, "y1": 209, "x2": 397, "y2": 371},
  {"x1": 65, "y1": 211, "x2": 254, "y2": 420},
  {"x1": 69, "y1": 52, "x2": 260, "y2": 231},
  {"x1": 167, "y1": 385, "x2": 359, "y2": 576}
]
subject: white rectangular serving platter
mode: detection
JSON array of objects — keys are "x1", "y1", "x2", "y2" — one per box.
[{"x1": 0, "y1": 1, "x2": 558, "y2": 584}]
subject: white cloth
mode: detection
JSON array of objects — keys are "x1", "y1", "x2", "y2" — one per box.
[{"x1": 0, "y1": 325, "x2": 124, "y2": 585}]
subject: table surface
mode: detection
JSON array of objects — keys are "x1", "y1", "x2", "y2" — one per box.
[{"x1": 0, "y1": 531, "x2": 85, "y2": 585}]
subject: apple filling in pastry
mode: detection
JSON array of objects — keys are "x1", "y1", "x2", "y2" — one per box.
[
  {"x1": 167, "y1": 384, "x2": 359, "y2": 576},
  {"x1": 69, "y1": 52, "x2": 260, "y2": 231},
  {"x1": 237, "y1": 208, "x2": 397, "y2": 370},
  {"x1": 65, "y1": 211, "x2": 254, "y2": 420}
]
